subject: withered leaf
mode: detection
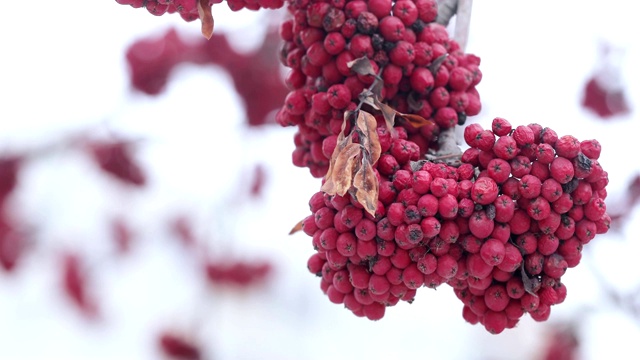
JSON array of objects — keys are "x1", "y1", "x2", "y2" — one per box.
[
  {"x1": 289, "y1": 219, "x2": 304, "y2": 235},
  {"x1": 353, "y1": 158, "x2": 379, "y2": 217},
  {"x1": 520, "y1": 264, "x2": 538, "y2": 296},
  {"x1": 347, "y1": 56, "x2": 376, "y2": 76},
  {"x1": 355, "y1": 111, "x2": 382, "y2": 165},
  {"x1": 321, "y1": 142, "x2": 362, "y2": 196},
  {"x1": 371, "y1": 80, "x2": 384, "y2": 99},
  {"x1": 397, "y1": 112, "x2": 435, "y2": 128},
  {"x1": 373, "y1": 98, "x2": 398, "y2": 138},
  {"x1": 322, "y1": 115, "x2": 352, "y2": 189},
  {"x1": 428, "y1": 54, "x2": 448, "y2": 75},
  {"x1": 198, "y1": 0, "x2": 214, "y2": 40}
]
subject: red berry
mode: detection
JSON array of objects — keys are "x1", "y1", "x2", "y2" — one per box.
[
  {"x1": 480, "y1": 238, "x2": 505, "y2": 266},
  {"x1": 491, "y1": 117, "x2": 512, "y2": 137}
]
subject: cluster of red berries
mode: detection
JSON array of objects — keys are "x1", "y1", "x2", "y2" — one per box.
[
  {"x1": 158, "y1": 330, "x2": 202, "y2": 360},
  {"x1": 88, "y1": 140, "x2": 147, "y2": 187},
  {"x1": 204, "y1": 260, "x2": 273, "y2": 287},
  {"x1": 0, "y1": 155, "x2": 24, "y2": 272},
  {"x1": 301, "y1": 117, "x2": 610, "y2": 333},
  {"x1": 126, "y1": 27, "x2": 288, "y2": 125},
  {"x1": 276, "y1": 0, "x2": 482, "y2": 177},
  {"x1": 114, "y1": 0, "x2": 284, "y2": 21},
  {"x1": 61, "y1": 252, "x2": 99, "y2": 319}
]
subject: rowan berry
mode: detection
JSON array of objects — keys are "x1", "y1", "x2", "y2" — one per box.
[
  {"x1": 580, "y1": 139, "x2": 601, "y2": 160},
  {"x1": 527, "y1": 196, "x2": 551, "y2": 221},
  {"x1": 402, "y1": 263, "x2": 424, "y2": 289},
  {"x1": 555, "y1": 135, "x2": 581, "y2": 159},
  {"x1": 508, "y1": 209, "x2": 531, "y2": 235},
  {"x1": 575, "y1": 219, "x2": 597, "y2": 244},
  {"x1": 483, "y1": 310, "x2": 508, "y2": 334},
  {"x1": 480, "y1": 238, "x2": 505, "y2": 266},
  {"x1": 326, "y1": 84, "x2": 351, "y2": 109},
  {"x1": 493, "y1": 135, "x2": 518, "y2": 160},
  {"x1": 438, "y1": 194, "x2": 459, "y2": 219},
  {"x1": 364, "y1": 302, "x2": 386, "y2": 320},
  {"x1": 333, "y1": 269, "x2": 354, "y2": 294},
  {"x1": 326, "y1": 249, "x2": 348, "y2": 269},
  {"x1": 434, "y1": 107, "x2": 458, "y2": 129},
  {"x1": 491, "y1": 117, "x2": 512, "y2": 137},
  {"x1": 550, "y1": 157, "x2": 575, "y2": 184},
  {"x1": 543, "y1": 254, "x2": 568, "y2": 278},
  {"x1": 469, "y1": 209, "x2": 495, "y2": 239},
  {"x1": 368, "y1": 0, "x2": 392, "y2": 18},
  {"x1": 307, "y1": 253, "x2": 325, "y2": 275},
  {"x1": 551, "y1": 193, "x2": 573, "y2": 215},
  {"x1": 467, "y1": 253, "x2": 494, "y2": 278},
  {"x1": 436, "y1": 254, "x2": 459, "y2": 280}
]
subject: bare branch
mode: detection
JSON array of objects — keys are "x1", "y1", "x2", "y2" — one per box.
[
  {"x1": 436, "y1": 0, "x2": 458, "y2": 26},
  {"x1": 425, "y1": 127, "x2": 462, "y2": 166},
  {"x1": 453, "y1": 0, "x2": 473, "y2": 51}
]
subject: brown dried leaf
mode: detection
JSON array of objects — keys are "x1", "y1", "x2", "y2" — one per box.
[
  {"x1": 322, "y1": 114, "x2": 352, "y2": 189},
  {"x1": 289, "y1": 219, "x2": 304, "y2": 235},
  {"x1": 198, "y1": 0, "x2": 214, "y2": 40},
  {"x1": 355, "y1": 111, "x2": 382, "y2": 165},
  {"x1": 373, "y1": 98, "x2": 398, "y2": 138},
  {"x1": 321, "y1": 143, "x2": 362, "y2": 196},
  {"x1": 347, "y1": 56, "x2": 376, "y2": 76},
  {"x1": 397, "y1": 112, "x2": 435, "y2": 128},
  {"x1": 353, "y1": 158, "x2": 379, "y2": 217}
]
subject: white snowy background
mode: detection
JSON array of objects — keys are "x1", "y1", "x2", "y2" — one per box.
[{"x1": 0, "y1": 1, "x2": 639, "y2": 359}]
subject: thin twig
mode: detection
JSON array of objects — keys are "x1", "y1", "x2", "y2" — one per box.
[
  {"x1": 436, "y1": 0, "x2": 458, "y2": 26},
  {"x1": 453, "y1": 0, "x2": 473, "y2": 51}
]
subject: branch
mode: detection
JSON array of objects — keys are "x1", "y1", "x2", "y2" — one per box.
[
  {"x1": 426, "y1": 127, "x2": 462, "y2": 166},
  {"x1": 436, "y1": 0, "x2": 458, "y2": 26},
  {"x1": 453, "y1": 0, "x2": 473, "y2": 51},
  {"x1": 430, "y1": 0, "x2": 473, "y2": 164}
]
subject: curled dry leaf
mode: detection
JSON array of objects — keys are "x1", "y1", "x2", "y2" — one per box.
[
  {"x1": 353, "y1": 158, "x2": 379, "y2": 217},
  {"x1": 197, "y1": 0, "x2": 214, "y2": 40},
  {"x1": 373, "y1": 98, "x2": 399, "y2": 138},
  {"x1": 355, "y1": 111, "x2": 382, "y2": 165},
  {"x1": 322, "y1": 143, "x2": 362, "y2": 196},
  {"x1": 428, "y1": 54, "x2": 448, "y2": 75},
  {"x1": 322, "y1": 127, "x2": 352, "y2": 194},
  {"x1": 397, "y1": 112, "x2": 434, "y2": 128},
  {"x1": 346, "y1": 56, "x2": 377, "y2": 77},
  {"x1": 289, "y1": 219, "x2": 304, "y2": 235}
]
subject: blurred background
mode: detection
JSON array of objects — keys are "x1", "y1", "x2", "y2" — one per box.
[{"x1": 0, "y1": 1, "x2": 639, "y2": 359}]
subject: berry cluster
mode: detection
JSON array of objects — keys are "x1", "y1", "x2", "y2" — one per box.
[
  {"x1": 127, "y1": 27, "x2": 288, "y2": 126},
  {"x1": 276, "y1": 0, "x2": 482, "y2": 177},
  {"x1": 301, "y1": 117, "x2": 610, "y2": 333},
  {"x1": 115, "y1": 0, "x2": 284, "y2": 21},
  {"x1": 62, "y1": 252, "x2": 99, "y2": 318},
  {"x1": 158, "y1": 331, "x2": 202, "y2": 360},
  {"x1": 88, "y1": 140, "x2": 147, "y2": 187},
  {"x1": 0, "y1": 155, "x2": 24, "y2": 272},
  {"x1": 204, "y1": 260, "x2": 273, "y2": 287}
]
